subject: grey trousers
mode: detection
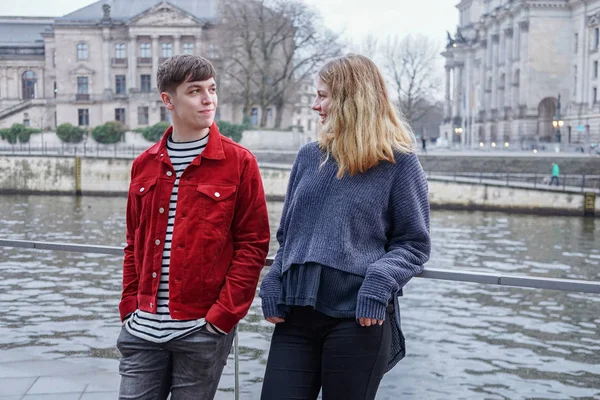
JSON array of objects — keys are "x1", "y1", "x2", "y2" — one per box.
[{"x1": 117, "y1": 325, "x2": 235, "y2": 400}]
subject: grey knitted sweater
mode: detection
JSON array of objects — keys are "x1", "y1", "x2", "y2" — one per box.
[{"x1": 260, "y1": 142, "x2": 430, "y2": 369}]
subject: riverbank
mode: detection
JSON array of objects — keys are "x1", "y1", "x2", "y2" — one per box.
[{"x1": 0, "y1": 155, "x2": 598, "y2": 217}]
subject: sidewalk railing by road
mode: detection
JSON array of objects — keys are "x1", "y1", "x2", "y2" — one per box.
[
  {"x1": 0, "y1": 143, "x2": 149, "y2": 158},
  {"x1": 2, "y1": 238, "x2": 600, "y2": 400},
  {"x1": 426, "y1": 171, "x2": 600, "y2": 193}
]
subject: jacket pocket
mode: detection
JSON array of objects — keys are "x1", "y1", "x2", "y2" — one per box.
[
  {"x1": 130, "y1": 178, "x2": 158, "y2": 220},
  {"x1": 195, "y1": 184, "x2": 237, "y2": 233}
]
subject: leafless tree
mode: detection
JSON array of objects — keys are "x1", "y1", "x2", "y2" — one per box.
[
  {"x1": 217, "y1": 0, "x2": 341, "y2": 128},
  {"x1": 384, "y1": 34, "x2": 443, "y2": 125}
]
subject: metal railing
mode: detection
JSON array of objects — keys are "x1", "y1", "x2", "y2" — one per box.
[
  {"x1": 2, "y1": 238, "x2": 600, "y2": 399},
  {"x1": 427, "y1": 171, "x2": 600, "y2": 193}
]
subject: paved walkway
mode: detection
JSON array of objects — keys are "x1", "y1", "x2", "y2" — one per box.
[{"x1": 0, "y1": 348, "x2": 235, "y2": 399}]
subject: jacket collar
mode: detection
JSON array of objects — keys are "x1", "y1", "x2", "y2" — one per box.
[{"x1": 149, "y1": 122, "x2": 226, "y2": 163}]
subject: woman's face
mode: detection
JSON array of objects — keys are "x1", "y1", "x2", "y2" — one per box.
[{"x1": 312, "y1": 77, "x2": 331, "y2": 124}]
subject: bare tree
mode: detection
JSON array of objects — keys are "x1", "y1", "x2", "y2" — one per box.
[
  {"x1": 217, "y1": 0, "x2": 341, "y2": 128},
  {"x1": 384, "y1": 34, "x2": 443, "y2": 125}
]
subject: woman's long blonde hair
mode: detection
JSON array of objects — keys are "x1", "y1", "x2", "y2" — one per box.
[{"x1": 317, "y1": 54, "x2": 415, "y2": 178}]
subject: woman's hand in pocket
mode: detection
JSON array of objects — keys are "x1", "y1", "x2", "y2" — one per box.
[
  {"x1": 266, "y1": 317, "x2": 285, "y2": 324},
  {"x1": 358, "y1": 318, "x2": 383, "y2": 327}
]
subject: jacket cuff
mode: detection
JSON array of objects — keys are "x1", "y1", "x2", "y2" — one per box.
[
  {"x1": 261, "y1": 297, "x2": 285, "y2": 319},
  {"x1": 206, "y1": 303, "x2": 239, "y2": 334},
  {"x1": 356, "y1": 296, "x2": 387, "y2": 321},
  {"x1": 119, "y1": 296, "x2": 138, "y2": 322}
]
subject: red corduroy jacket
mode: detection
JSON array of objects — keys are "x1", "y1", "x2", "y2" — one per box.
[{"x1": 119, "y1": 123, "x2": 270, "y2": 333}]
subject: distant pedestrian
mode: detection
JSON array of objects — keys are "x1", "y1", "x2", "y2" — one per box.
[
  {"x1": 421, "y1": 137, "x2": 427, "y2": 153},
  {"x1": 549, "y1": 162, "x2": 560, "y2": 186}
]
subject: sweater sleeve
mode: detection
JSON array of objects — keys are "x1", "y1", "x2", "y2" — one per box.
[
  {"x1": 356, "y1": 153, "x2": 431, "y2": 321},
  {"x1": 259, "y1": 153, "x2": 301, "y2": 319}
]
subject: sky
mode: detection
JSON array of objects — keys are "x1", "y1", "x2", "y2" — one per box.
[{"x1": 0, "y1": 0, "x2": 458, "y2": 48}]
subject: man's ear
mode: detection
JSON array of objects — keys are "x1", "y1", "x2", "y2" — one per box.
[{"x1": 160, "y1": 92, "x2": 174, "y2": 110}]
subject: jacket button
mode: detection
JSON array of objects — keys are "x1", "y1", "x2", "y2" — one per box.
[
  {"x1": 214, "y1": 192, "x2": 220, "y2": 198},
  {"x1": 159, "y1": 207, "x2": 165, "y2": 214},
  {"x1": 166, "y1": 171, "x2": 173, "y2": 177},
  {"x1": 155, "y1": 239, "x2": 161, "y2": 245},
  {"x1": 139, "y1": 187, "x2": 145, "y2": 192},
  {"x1": 152, "y1": 272, "x2": 157, "y2": 278}
]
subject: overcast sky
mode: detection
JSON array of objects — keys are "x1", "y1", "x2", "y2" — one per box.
[{"x1": 1, "y1": 0, "x2": 458, "y2": 48}]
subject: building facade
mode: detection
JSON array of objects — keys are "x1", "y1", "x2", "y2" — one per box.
[
  {"x1": 441, "y1": 0, "x2": 600, "y2": 149},
  {"x1": 0, "y1": 0, "x2": 314, "y2": 134}
]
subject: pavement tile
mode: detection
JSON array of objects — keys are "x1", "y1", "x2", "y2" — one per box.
[
  {"x1": 78, "y1": 372, "x2": 120, "y2": 392},
  {"x1": 0, "y1": 359, "x2": 99, "y2": 379},
  {"x1": 80, "y1": 392, "x2": 119, "y2": 400},
  {"x1": 22, "y1": 393, "x2": 82, "y2": 400},
  {"x1": 26, "y1": 376, "x2": 86, "y2": 395},
  {"x1": 0, "y1": 377, "x2": 37, "y2": 396}
]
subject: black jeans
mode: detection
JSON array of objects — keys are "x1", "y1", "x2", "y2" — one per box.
[
  {"x1": 261, "y1": 306, "x2": 392, "y2": 400},
  {"x1": 550, "y1": 176, "x2": 560, "y2": 186}
]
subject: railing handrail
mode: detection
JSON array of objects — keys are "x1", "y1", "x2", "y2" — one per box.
[{"x1": 1, "y1": 239, "x2": 599, "y2": 294}]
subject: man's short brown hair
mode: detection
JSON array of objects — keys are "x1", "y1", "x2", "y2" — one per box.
[{"x1": 157, "y1": 55, "x2": 216, "y2": 93}]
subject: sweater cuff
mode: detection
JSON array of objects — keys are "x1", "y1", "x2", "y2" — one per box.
[
  {"x1": 356, "y1": 296, "x2": 387, "y2": 321},
  {"x1": 261, "y1": 297, "x2": 285, "y2": 319}
]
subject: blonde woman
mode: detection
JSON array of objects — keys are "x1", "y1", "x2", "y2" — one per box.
[{"x1": 259, "y1": 54, "x2": 431, "y2": 400}]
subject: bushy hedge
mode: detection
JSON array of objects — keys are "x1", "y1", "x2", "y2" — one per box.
[
  {"x1": 92, "y1": 121, "x2": 126, "y2": 144},
  {"x1": 138, "y1": 121, "x2": 171, "y2": 142},
  {"x1": 0, "y1": 123, "x2": 42, "y2": 144},
  {"x1": 217, "y1": 120, "x2": 249, "y2": 143},
  {"x1": 56, "y1": 123, "x2": 86, "y2": 143}
]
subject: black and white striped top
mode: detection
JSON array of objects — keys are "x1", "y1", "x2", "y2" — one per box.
[{"x1": 126, "y1": 134, "x2": 209, "y2": 343}]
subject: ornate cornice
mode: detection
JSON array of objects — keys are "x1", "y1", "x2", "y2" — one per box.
[{"x1": 588, "y1": 11, "x2": 600, "y2": 27}]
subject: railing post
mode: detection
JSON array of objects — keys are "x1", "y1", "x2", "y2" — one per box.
[
  {"x1": 534, "y1": 173, "x2": 537, "y2": 189},
  {"x1": 563, "y1": 174, "x2": 567, "y2": 191},
  {"x1": 506, "y1": 173, "x2": 510, "y2": 186},
  {"x1": 234, "y1": 329, "x2": 240, "y2": 400},
  {"x1": 479, "y1": 171, "x2": 483, "y2": 184}
]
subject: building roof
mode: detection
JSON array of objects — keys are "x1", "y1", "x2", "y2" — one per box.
[
  {"x1": 58, "y1": 0, "x2": 218, "y2": 23},
  {"x1": 0, "y1": 17, "x2": 53, "y2": 47}
]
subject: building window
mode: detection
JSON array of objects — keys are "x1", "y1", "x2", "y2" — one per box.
[
  {"x1": 574, "y1": 66, "x2": 577, "y2": 96},
  {"x1": 161, "y1": 43, "x2": 173, "y2": 58},
  {"x1": 140, "y1": 74, "x2": 151, "y2": 92},
  {"x1": 115, "y1": 43, "x2": 126, "y2": 59},
  {"x1": 574, "y1": 33, "x2": 579, "y2": 54},
  {"x1": 78, "y1": 109, "x2": 89, "y2": 126},
  {"x1": 160, "y1": 106, "x2": 169, "y2": 122},
  {"x1": 53, "y1": 81, "x2": 57, "y2": 99},
  {"x1": 251, "y1": 107, "x2": 258, "y2": 126},
  {"x1": 115, "y1": 108, "x2": 126, "y2": 124},
  {"x1": 77, "y1": 76, "x2": 89, "y2": 94},
  {"x1": 595, "y1": 61, "x2": 599, "y2": 79},
  {"x1": 183, "y1": 43, "x2": 194, "y2": 54},
  {"x1": 21, "y1": 70, "x2": 37, "y2": 99},
  {"x1": 77, "y1": 43, "x2": 88, "y2": 60},
  {"x1": 593, "y1": 87, "x2": 597, "y2": 104},
  {"x1": 115, "y1": 75, "x2": 127, "y2": 95},
  {"x1": 208, "y1": 44, "x2": 218, "y2": 58},
  {"x1": 595, "y1": 28, "x2": 600, "y2": 49},
  {"x1": 140, "y1": 43, "x2": 151, "y2": 58},
  {"x1": 138, "y1": 107, "x2": 149, "y2": 125}
]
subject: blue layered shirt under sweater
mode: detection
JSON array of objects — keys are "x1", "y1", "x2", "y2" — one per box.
[{"x1": 260, "y1": 141, "x2": 431, "y2": 372}]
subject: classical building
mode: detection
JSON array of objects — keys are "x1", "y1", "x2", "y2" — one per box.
[
  {"x1": 441, "y1": 0, "x2": 600, "y2": 149},
  {"x1": 0, "y1": 0, "x2": 312, "y2": 134}
]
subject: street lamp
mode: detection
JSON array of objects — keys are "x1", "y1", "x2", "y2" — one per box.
[{"x1": 552, "y1": 93, "x2": 564, "y2": 151}]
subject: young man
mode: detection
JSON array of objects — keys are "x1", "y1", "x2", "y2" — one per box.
[{"x1": 117, "y1": 55, "x2": 270, "y2": 399}]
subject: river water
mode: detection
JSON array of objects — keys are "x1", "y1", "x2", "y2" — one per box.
[{"x1": 0, "y1": 195, "x2": 599, "y2": 399}]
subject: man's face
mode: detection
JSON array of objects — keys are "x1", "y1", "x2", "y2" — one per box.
[{"x1": 165, "y1": 77, "x2": 218, "y2": 131}]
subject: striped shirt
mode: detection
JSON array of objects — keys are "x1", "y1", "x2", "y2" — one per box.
[{"x1": 126, "y1": 133, "x2": 209, "y2": 343}]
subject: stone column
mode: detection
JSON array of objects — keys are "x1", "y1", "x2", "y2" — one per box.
[
  {"x1": 151, "y1": 35, "x2": 159, "y2": 90},
  {"x1": 453, "y1": 65, "x2": 463, "y2": 120},
  {"x1": 518, "y1": 21, "x2": 529, "y2": 108},
  {"x1": 1, "y1": 68, "x2": 7, "y2": 99},
  {"x1": 491, "y1": 34, "x2": 499, "y2": 111},
  {"x1": 102, "y1": 28, "x2": 111, "y2": 97},
  {"x1": 195, "y1": 35, "x2": 202, "y2": 56},
  {"x1": 174, "y1": 35, "x2": 181, "y2": 55},
  {"x1": 504, "y1": 27, "x2": 513, "y2": 109},
  {"x1": 128, "y1": 35, "x2": 137, "y2": 91},
  {"x1": 444, "y1": 66, "x2": 451, "y2": 119}
]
